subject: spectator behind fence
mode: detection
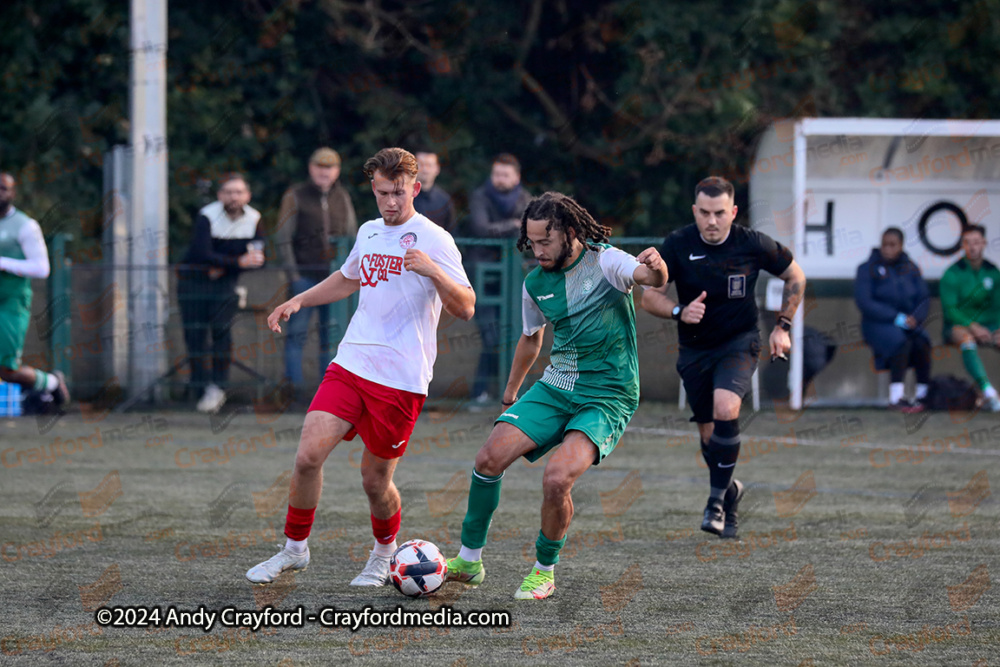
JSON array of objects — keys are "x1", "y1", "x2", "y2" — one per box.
[
  {"x1": 413, "y1": 150, "x2": 456, "y2": 233},
  {"x1": 275, "y1": 147, "x2": 358, "y2": 401},
  {"x1": 466, "y1": 153, "x2": 532, "y2": 405},
  {"x1": 178, "y1": 173, "x2": 265, "y2": 413},
  {"x1": 940, "y1": 224, "x2": 1000, "y2": 412},
  {"x1": 854, "y1": 227, "x2": 931, "y2": 413},
  {"x1": 0, "y1": 172, "x2": 70, "y2": 410}
]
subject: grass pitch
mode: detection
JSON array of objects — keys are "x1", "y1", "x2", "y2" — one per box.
[{"x1": 0, "y1": 401, "x2": 997, "y2": 665}]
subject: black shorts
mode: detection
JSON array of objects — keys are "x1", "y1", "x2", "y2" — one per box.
[{"x1": 677, "y1": 330, "x2": 761, "y2": 424}]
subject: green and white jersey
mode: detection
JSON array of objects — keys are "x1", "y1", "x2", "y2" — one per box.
[
  {"x1": 0, "y1": 207, "x2": 47, "y2": 369},
  {"x1": 0, "y1": 207, "x2": 46, "y2": 311},
  {"x1": 521, "y1": 243, "x2": 641, "y2": 404}
]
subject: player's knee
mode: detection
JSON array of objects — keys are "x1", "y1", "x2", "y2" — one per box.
[
  {"x1": 360, "y1": 470, "x2": 391, "y2": 498},
  {"x1": 293, "y1": 445, "x2": 327, "y2": 474},
  {"x1": 713, "y1": 402, "x2": 741, "y2": 421},
  {"x1": 541, "y1": 469, "x2": 574, "y2": 499},
  {"x1": 474, "y1": 445, "x2": 505, "y2": 477},
  {"x1": 953, "y1": 329, "x2": 974, "y2": 346}
]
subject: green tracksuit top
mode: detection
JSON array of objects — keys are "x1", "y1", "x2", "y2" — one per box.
[{"x1": 940, "y1": 257, "x2": 1000, "y2": 329}]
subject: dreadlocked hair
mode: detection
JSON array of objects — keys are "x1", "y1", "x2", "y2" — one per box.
[{"x1": 516, "y1": 192, "x2": 612, "y2": 252}]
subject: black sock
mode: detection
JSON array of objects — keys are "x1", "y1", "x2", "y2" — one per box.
[{"x1": 707, "y1": 419, "x2": 741, "y2": 502}]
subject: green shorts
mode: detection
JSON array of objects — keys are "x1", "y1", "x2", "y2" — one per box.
[
  {"x1": 495, "y1": 381, "x2": 637, "y2": 465},
  {"x1": 0, "y1": 301, "x2": 29, "y2": 370}
]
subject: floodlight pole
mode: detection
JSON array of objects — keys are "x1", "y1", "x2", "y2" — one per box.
[{"x1": 127, "y1": 0, "x2": 169, "y2": 402}]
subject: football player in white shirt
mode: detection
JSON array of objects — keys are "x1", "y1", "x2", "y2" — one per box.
[{"x1": 246, "y1": 148, "x2": 475, "y2": 587}]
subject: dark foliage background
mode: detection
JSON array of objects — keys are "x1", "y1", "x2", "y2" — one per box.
[{"x1": 0, "y1": 0, "x2": 996, "y2": 259}]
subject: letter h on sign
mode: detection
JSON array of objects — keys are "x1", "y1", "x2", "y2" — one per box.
[{"x1": 803, "y1": 201, "x2": 834, "y2": 256}]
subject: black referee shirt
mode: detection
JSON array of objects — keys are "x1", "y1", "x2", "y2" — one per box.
[{"x1": 661, "y1": 223, "x2": 793, "y2": 349}]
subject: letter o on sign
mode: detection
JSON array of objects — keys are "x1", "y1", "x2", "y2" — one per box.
[{"x1": 918, "y1": 202, "x2": 968, "y2": 256}]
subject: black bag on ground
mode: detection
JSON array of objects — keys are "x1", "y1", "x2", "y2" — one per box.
[
  {"x1": 923, "y1": 375, "x2": 978, "y2": 411},
  {"x1": 20, "y1": 389, "x2": 56, "y2": 416}
]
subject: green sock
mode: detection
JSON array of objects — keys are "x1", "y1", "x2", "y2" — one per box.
[
  {"x1": 460, "y1": 469, "x2": 503, "y2": 549},
  {"x1": 961, "y1": 344, "x2": 990, "y2": 389},
  {"x1": 535, "y1": 529, "x2": 568, "y2": 567},
  {"x1": 33, "y1": 370, "x2": 51, "y2": 392}
]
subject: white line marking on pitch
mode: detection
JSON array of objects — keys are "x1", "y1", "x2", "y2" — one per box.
[{"x1": 625, "y1": 426, "x2": 1000, "y2": 457}]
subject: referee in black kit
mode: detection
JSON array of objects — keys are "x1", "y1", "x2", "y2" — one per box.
[{"x1": 642, "y1": 176, "x2": 806, "y2": 539}]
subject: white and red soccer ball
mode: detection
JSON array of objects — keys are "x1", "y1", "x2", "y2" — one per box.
[{"x1": 389, "y1": 539, "x2": 447, "y2": 597}]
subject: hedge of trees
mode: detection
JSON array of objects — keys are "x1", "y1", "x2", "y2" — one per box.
[{"x1": 1, "y1": 0, "x2": 996, "y2": 259}]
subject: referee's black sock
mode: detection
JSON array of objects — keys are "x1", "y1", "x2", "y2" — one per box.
[{"x1": 706, "y1": 419, "x2": 741, "y2": 504}]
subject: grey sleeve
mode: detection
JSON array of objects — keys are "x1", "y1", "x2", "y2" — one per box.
[
  {"x1": 521, "y1": 283, "x2": 547, "y2": 335},
  {"x1": 0, "y1": 219, "x2": 50, "y2": 278},
  {"x1": 599, "y1": 247, "x2": 641, "y2": 293}
]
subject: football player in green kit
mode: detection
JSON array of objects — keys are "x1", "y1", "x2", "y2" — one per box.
[
  {"x1": 445, "y1": 191, "x2": 667, "y2": 599},
  {"x1": 0, "y1": 173, "x2": 69, "y2": 407},
  {"x1": 940, "y1": 224, "x2": 1000, "y2": 411}
]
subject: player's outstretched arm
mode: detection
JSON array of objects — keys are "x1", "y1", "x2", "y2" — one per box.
[
  {"x1": 502, "y1": 330, "x2": 545, "y2": 405},
  {"x1": 403, "y1": 248, "x2": 475, "y2": 321},
  {"x1": 632, "y1": 247, "x2": 668, "y2": 288},
  {"x1": 266, "y1": 270, "x2": 360, "y2": 333}
]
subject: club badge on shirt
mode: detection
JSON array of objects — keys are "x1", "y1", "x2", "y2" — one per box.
[
  {"x1": 728, "y1": 274, "x2": 746, "y2": 299},
  {"x1": 399, "y1": 232, "x2": 417, "y2": 249}
]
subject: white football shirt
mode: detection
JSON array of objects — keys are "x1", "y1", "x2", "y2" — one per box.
[{"x1": 334, "y1": 212, "x2": 471, "y2": 394}]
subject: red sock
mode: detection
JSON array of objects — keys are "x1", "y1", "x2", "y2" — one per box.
[
  {"x1": 284, "y1": 505, "x2": 316, "y2": 541},
  {"x1": 371, "y1": 508, "x2": 401, "y2": 545}
]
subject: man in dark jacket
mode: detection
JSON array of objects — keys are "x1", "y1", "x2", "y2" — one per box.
[
  {"x1": 854, "y1": 227, "x2": 931, "y2": 411},
  {"x1": 466, "y1": 153, "x2": 532, "y2": 404},
  {"x1": 179, "y1": 174, "x2": 265, "y2": 413},
  {"x1": 275, "y1": 148, "x2": 358, "y2": 399},
  {"x1": 413, "y1": 150, "x2": 457, "y2": 232}
]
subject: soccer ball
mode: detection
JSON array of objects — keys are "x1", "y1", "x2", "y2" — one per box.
[{"x1": 389, "y1": 539, "x2": 447, "y2": 597}]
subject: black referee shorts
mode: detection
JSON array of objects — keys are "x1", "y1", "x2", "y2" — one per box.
[{"x1": 677, "y1": 330, "x2": 761, "y2": 424}]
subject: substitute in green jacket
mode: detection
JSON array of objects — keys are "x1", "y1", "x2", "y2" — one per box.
[{"x1": 940, "y1": 224, "x2": 1000, "y2": 412}]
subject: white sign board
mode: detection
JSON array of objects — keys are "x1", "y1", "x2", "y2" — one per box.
[{"x1": 757, "y1": 184, "x2": 999, "y2": 280}]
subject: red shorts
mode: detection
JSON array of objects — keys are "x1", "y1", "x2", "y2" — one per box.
[{"x1": 308, "y1": 363, "x2": 426, "y2": 459}]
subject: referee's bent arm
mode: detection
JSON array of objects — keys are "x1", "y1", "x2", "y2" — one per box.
[
  {"x1": 641, "y1": 283, "x2": 676, "y2": 319},
  {"x1": 775, "y1": 260, "x2": 807, "y2": 323}
]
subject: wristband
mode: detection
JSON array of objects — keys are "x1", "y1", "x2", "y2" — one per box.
[{"x1": 777, "y1": 316, "x2": 791, "y2": 332}]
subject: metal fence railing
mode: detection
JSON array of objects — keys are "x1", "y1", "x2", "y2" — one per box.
[{"x1": 29, "y1": 235, "x2": 664, "y2": 405}]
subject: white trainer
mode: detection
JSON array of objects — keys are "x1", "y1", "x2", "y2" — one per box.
[
  {"x1": 350, "y1": 550, "x2": 391, "y2": 586},
  {"x1": 245, "y1": 547, "x2": 310, "y2": 585},
  {"x1": 197, "y1": 384, "x2": 226, "y2": 414}
]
